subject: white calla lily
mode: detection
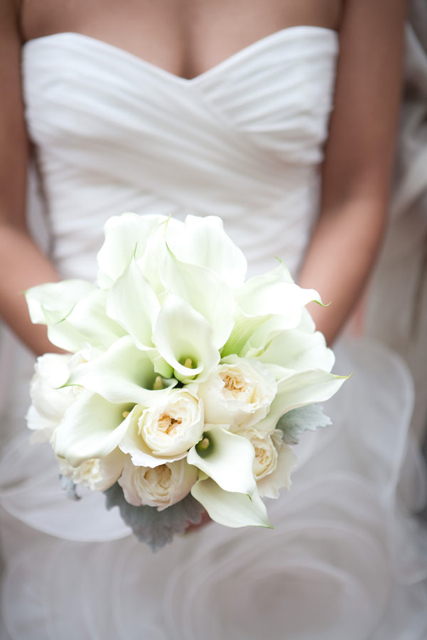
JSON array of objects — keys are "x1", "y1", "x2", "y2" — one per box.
[
  {"x1": 257, "y1": 327, "x2": 335, "y2": 373},
  {"x1": 25, "y1": 279, "x2": 96, "y2": 325},
  {"x1": 187, "y1": 426, "x2": 256, "y2": 495},
  {"x1": 136, "y1": 217, "x2": 184, "y2": 296},
  {"x1": 63, "y1": 289, "x2": 126, "y2": 348},
  {"x1": 223, "y1": 264, "x2": 323, "y2": 357},
  {"x1": 53, "y1": 391, "x2": 133, "y2": 466},
  {"x1": 37, "y1": 288, "x2": 126, "y2": 353},
  {"x1": 25, "y1": 282, "x2": 123, "y2": 353},
  {"x1": 221, "y1": 309, "x2": 273, "y2": 358},
  {"x1": 153, "y1": 293, "x2": 220, "y2": 383},
  {"x1": 160, "y1": 246, "x2": 235, "y2": 348},
  {"x1": 65, "y1": 335, "x2": 176, "y2": 405},
  {"x1": 106, "y1": 258, "x2": 160, "y2": 350},
  {"x1": 97, "y1": 213, "x2": 169, "y2": 288},
  {"x1": 241, "y1": 308, "x2": 319, "y2": 358},
  {"x1": 235, "y1": 262, "x2": 322, "y2": 319},
  {"x1": 167, "y1": 215, "x2": 247, "y2": 288},
  {"x1": 256, "y1": 369, "x2": 349, "y2": 433},
  {"x1": 191, "y1": 475, "x2": 272, "y2": 528}
]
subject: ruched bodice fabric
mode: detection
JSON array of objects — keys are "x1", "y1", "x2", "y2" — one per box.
[
  {"x1": 0, "y1": 26, "x2": 426, "y2": 640},
  {"x1": 22, "y1": 28, "x2": 337, "y2": 279}
]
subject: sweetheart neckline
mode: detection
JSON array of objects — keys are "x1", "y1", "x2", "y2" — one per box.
[{"x1": 23, "y1": 26, "x2": 338, "y2": 84}]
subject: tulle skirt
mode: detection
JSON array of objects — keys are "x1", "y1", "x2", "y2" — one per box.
[{"x1": 0, "y1": 334, "x2": 426, "y2": 639}]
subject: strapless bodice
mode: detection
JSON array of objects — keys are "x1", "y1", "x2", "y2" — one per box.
[{"x1": 22, "y1": 27, "x2": 338, "y2": 279}]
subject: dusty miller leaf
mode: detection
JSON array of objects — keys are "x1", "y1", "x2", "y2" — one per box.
[
  {"x1": 276, "y1": 404, "x2": 332, "y2": 445},
  {"x1": 104, "y1": 482, "x2": 206, "y2": 551},
  {"x1": 59, "y1": 475, "x2": 80, "y2": 501}
]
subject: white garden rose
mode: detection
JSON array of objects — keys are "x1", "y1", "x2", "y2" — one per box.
[
  {"x1": 120, "y1": 389, "x2": 205, "y2": 465},
  {"x1": 139, "y1": 389, "x2": 204, "y2": 456},
  {"x1": 240, "y1": 429, "x2": 279, "y2": 480},
  {"x1": 256, "y1": 430, "x2": 299, "y2": 498},
  {"x1": 198, "y1": 355, "x2": 277, "y2": 431},
  {"x1": 27, "y1": 353, "x2": 81, "y2": 443},
  {"x1": 118, "y1": 458, "x2": 197, "y2": 510},
  {"x1": 58, "y1": 448, "x2": 125, "y2": 492}
]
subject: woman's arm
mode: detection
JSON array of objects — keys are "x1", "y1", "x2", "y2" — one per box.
[
  {"x1": 298, "y1": 0, "x2": 407, "y2": 345},
  {"x1": 0, "y1": 1, "x2": 62, "y2": 356}
]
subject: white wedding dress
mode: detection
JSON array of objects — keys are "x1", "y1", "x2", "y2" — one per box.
[{"x1": 0, "y1": 26, "x2": 427, "y2": 639}]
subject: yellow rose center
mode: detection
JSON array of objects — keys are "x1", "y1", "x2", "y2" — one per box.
[
  {"x1": 254, "y1": 445, "x2": 269, "y2": 467},
  {"x1": 157, "y1": 413, "x2": 183, "y2": 435},
  {"x1": 220, "y1": 371, "x2": 246, "y2": 397}
]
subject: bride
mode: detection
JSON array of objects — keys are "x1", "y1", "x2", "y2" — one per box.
[{"x1": 1, "y1": 0, "x2": 426, "y2": 638}]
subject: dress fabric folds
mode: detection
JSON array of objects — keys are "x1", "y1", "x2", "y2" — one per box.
[{"x1": 0, "y1": 27, "x2": 426, "y2": 639}]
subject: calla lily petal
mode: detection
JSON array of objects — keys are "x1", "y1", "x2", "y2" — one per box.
[
  {"x1": 43, "y1": 289, "x2": 126, "y2": 353},
  {"x1": 97, "y1": 213, "x2": 168, "y2": 288},
  {"x1": 106, "y1": 258, "x2": 160, "y2": 350},
  {"x1": 221, "y1": 309, "x2": 272, "y2": 358},
  {"x1": 187, "y1": 426, "x2": 256, "y2": 495},
  {"x1": 258, "y1": 327, "x2": 335, "y2": 373},
  {"x1": 167, "y1": 215, "x2": 247, "y2": 288},
  {"x1": 191, "y1": 476, "x2": 272, "y2": 528},
  {"x1": 25, "y1": 280, "x2": 96, "y2": 325},
  {"x1": 65, "y1": 289, "x2": 127, "y2": 347},
  {"x1": 66, "y1": 336, "x2": 175, "y2": 405},
  {"x1": 161, "y1": 247, "x2": 235, "y2": 348},
  {"x1": 234, "y1": 262, "x2": 322, "y2": 326},
  {"x1": 153, "y1": 293, "x2": 220, "y2": 383},
  {"x1": 137, "y1": 217, "x2": 184, "y2": 295},
  {"x1": 53, "y1": 391, "x2": 132, "y2": 466},
  {"x1": 256, "y1": 369, "x2": 349, "y2": 433}
]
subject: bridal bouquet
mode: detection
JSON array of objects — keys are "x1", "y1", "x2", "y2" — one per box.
[{"x1": 25, "y1": 214, "x2": 346, "y2": 549}]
